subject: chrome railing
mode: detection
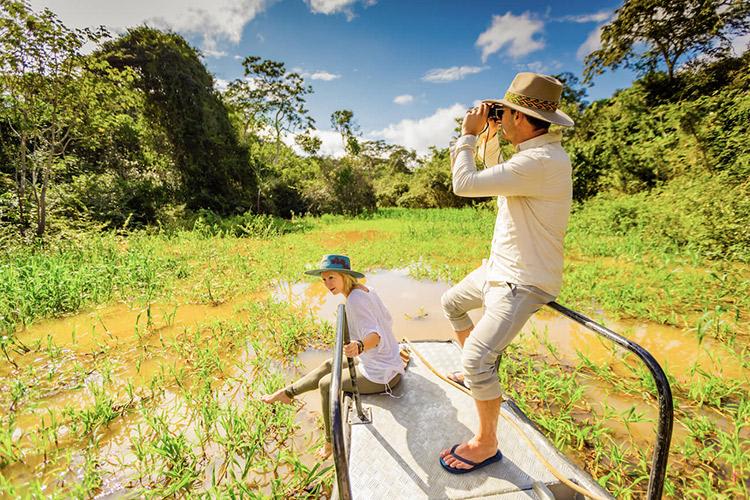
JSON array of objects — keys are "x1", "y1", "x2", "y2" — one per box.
[
  {"x1": 330, "y1": 300, "x2": 673, "y2": 500},
  {"x1": 546, "y1": 302, "x2": 673, "y2": 500},
  {"x1": 330, "y1": 303, "x2": 369, "y2": 500}
]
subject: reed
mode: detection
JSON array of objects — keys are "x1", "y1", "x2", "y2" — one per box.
[{"x1": 0, "y1": 208, "x2": 746, "y2": 497}]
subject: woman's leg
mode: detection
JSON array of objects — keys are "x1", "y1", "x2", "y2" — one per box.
[
  {"x1": 318, "y1": 361, "x2": 396, "y2": 442},
  {"x1": 285, "y1": 358, "x2": 333, "y2": 398},
  {"x1": 261, "y1": 358, "x2": 333, "y2": 404}
]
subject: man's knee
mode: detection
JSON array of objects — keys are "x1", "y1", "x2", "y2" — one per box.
[
  {"x1": 461, "y1": 339, "x2": 497, "y2": 376},
  {"x1": 441, "y1": 289, "x2": 460, "y2": 317}
]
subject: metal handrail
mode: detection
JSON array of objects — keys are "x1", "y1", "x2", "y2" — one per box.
[
  {"x1": 546, "y1": 301, "x2": 673, "y2": 500},
  {"x1": 331, "y1": 300, "x2": 673, "y2": 499},
  {"x1": 330, "y1": 303, "x2": 361, "y2": 500}
]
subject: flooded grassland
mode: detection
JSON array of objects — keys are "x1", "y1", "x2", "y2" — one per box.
[{"x1": 1, "y1": 208, "x2": 748, "y2": 498}]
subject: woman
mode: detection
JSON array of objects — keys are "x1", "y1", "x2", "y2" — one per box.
[{"x1": 261, "y1": 254, "x2": 404, "y2": 458}]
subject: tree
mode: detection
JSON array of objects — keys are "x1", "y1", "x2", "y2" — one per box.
[
  {"x1": 0, "y1": 0, "x2": 108, "y2": 237},
  {"x1": 223, "y1": 56, "x2": 313, "y2": 210},
  {"x1": 225, "y1": 56, "x2": 313, "y2": 155},
  {"x1": 295, "y1": 131, "x2": 322, "y2": 156},
  {"x1": 330, "y1": 109, "x2": 361, "y2": 156},
  {"x1": 584, "y1": 0, "x2": 750, "y2": 82},
  {"x1": 100, "y1": 27, "x2": 256, "y2": 214}
]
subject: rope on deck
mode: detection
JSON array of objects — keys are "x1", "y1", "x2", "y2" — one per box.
[{"x1": 404, "y1": 339, "x2": 608, "y2": 500}]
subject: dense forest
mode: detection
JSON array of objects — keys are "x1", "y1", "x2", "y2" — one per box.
[{"x1": 1, "y1": 0, "x2": 749, "y2": 261}]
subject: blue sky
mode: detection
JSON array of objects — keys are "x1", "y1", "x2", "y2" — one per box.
[{"x1": 34, "y1": 0, "x2": 638, "y2": 155}]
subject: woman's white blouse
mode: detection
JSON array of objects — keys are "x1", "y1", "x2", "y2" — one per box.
[{"x1": 345, "y1": 287, "x2": 404, "y2": 384}]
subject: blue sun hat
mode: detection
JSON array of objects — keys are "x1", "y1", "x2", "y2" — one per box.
[{"x1": 304, "y1": 254, "x2": 365, "y2": 279}]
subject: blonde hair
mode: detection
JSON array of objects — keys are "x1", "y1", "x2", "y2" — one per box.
[{"x1": 339, "y1": 272, "x2": 359, "y2": 295}]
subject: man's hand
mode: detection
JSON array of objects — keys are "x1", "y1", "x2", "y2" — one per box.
[
  {"x1": 462, "y1": 103, "x2": 490, "y2": 136},
  {"x1": 343, "y1": 341, "x2": 360, "y2": 357}
]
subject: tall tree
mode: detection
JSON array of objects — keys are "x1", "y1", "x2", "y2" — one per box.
[
  {"x1": 225, "y1": 56, "x2": 313, "y2": 155},
  {"x1": 223, "y1": 56, "x2": 313, "y2": 210},
  {"x1": 584, "y1": 0, "x2": 750, "y2": 82},
  {"x1": 0, "y1": 0, "x2": 108, "y2": 237},
  {"x1": 330, "y1": 109, "x2": 360, "y2": 156},
  {"x1": 100, "y1": 27, "x2": 256, "y2": 214}
]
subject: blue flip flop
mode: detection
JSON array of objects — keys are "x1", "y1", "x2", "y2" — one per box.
[{"x1": 439, "y1": 444, "x2": 503, "y2": 474}]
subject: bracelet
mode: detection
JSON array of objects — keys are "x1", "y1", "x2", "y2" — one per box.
[{"x1": 356, "y1": 340, "x2": 365, "y2": 354}]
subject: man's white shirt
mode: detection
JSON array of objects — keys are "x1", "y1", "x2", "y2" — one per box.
[{"x1": 450, "y1": 132, "x2": 572, "y2": 296}]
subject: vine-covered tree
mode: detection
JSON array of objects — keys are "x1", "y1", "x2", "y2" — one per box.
[
  {"x1": 99, "y1": 27, "x2": 255, "y2": 214},
  {"x1": 584, "y1": 0, "x2": 750, "y2": 82}
]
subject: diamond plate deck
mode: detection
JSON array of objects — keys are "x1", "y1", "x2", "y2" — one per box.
[{"x1": 340, "y1": 341, "x2": 613, "y2": 500}]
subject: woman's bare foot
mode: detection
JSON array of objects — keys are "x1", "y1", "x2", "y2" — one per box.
[
  {"x1": 315, "y1": 442, "x2": 332, "y2": 460},
  {"x1": 260, "y1": 388, "x2": 293, "y2": 404}
]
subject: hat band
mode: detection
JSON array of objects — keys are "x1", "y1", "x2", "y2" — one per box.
[{"x1": 504, "y1": 91, "x2": 558, "y2": 112}]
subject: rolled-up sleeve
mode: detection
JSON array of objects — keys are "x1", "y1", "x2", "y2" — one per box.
[{"x1": 452, "y1": 135, "x2": 545, "y2": 197}]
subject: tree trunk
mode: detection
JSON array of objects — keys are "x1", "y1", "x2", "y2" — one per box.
[
  {"x1": 37, "y1": 159, "x2": 48, "y2": 238},
  {"x1": 15, "y1": 133, "x2": 28, "y2": 236}
]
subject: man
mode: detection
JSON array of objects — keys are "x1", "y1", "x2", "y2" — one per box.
[{"x1": 439, "y1": 73, "x2": 575, "y2": 473}]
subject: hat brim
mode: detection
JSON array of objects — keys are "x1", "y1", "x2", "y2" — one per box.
[
  {"x1": 304, "y1": 268, "x2": 365, "y2": 279},
  {"x1": 483, "y1": 98, "x2": 574, "y2": 127}
]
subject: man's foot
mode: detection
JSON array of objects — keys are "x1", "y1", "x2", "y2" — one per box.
[
  {"x1": 446, "y1": 371, "x2": 469, "y2": 389},
  {"x1": 260, "y1": 388, "x2": 293, "y2": 404},
  {"x1": 315, "y1": 442, "x2": 332, "y2": 460},
  {"x1": 439, "y1": 439, "x2": 499, "y2": 472}
]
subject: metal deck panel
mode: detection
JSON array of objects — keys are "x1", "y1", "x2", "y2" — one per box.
[{"x1": 345, "y1": 341, "x2": 612, "y2": 500}]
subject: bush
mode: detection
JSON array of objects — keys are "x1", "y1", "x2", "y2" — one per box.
[
  {"x1": 302, "y1": 158, "x2": 376, "y2": 216},
  {"x1": 188, "y1": 209, "x2": 307, "y2": 238}
]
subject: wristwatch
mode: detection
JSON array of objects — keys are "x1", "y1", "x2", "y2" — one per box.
[{"x1": 356, "y1": 340, "x2": 365, "y2": 354}]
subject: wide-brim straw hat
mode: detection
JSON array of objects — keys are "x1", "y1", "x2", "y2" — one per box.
[
  {"x1": 484, "y1": 72, "x2": 574, "y2": 127},
  {"x1": 304, "y1": 254, "x2": 365, "y2": 279}
]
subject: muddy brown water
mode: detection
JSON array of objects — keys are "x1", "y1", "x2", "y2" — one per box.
[{"x1": 3, "y1": 269, "x2": 747, "y2": 495}]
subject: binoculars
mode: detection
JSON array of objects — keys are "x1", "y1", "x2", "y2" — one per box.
[{"x1": 487, "y1": 103, "x2": 504, "y2": 121}]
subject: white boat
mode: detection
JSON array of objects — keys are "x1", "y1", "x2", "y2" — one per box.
[{"x1": 329, "y1": 303, "x2": 673, "y2": 500}]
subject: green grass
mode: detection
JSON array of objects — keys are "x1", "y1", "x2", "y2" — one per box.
[{"x1": 0, "y1": 207, "x2": 747, "y2": 498}]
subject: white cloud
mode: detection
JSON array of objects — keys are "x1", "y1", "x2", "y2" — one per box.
[
  {"x1": 519, "y1": 60, "x2": 562, "y2": 74},
  {"x1": 214, "y1": 78, "x2": 230, "y2": 92},
  {"x1": 393, "y1": 94, "x2": 414, "y2": 105},
  {"x1": 310, "y1": 71, "x2": 341, "y2": 81},
  {"x1": 286, "y1": 130, "x2": 347, "y2": 158},
  {"x1": 294, "y1": 67, "x2": 342, "y2": 81},
  {"x1": 29, "y1": 0, "x2": 274, "y2": 52},
  {"x1": 476, "y1": 12, "x2": 545, "y2": 61},
  {"x1": 306, "y1": 0, "x2": 374, "y2": 19},
  {"x1": 731, "y1": 33, "x2": 750, "y2": 56},
  {"x1": 369, "y1": 104, "x2": 466, "y2": 155},
  {"x1": 577, "y1": 25, "x2": 603, "y2": 60},
  {"x1": 202, "y1": 48, "x2": 228, "y2": 58},
  {"x1": 422, "y1": 66, "x2": 488, "y2": 83},
  {"x1": 559, "y1": 10, "x2": 611, "y2": 23}
]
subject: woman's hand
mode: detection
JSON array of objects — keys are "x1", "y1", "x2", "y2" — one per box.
[{"x1": 343, "y1": 341, "x2": 360, "y2": 357}]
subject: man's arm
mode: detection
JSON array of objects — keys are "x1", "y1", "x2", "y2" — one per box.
[
  {"x1": 452, "y1": 103, "x2": 547, "y2": 198},
  {"x1": 452, "y1": 136, "x2": 540, "y2": 198}
]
